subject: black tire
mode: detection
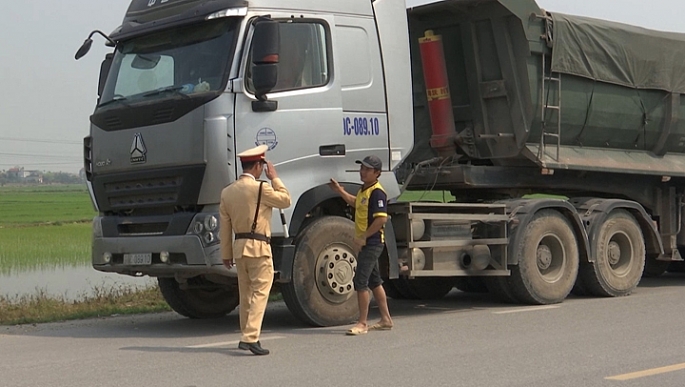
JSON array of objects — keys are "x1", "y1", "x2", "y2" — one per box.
[
  {"x1": 454, "y1": 277, "x2": 489, "y2": 293},
  {"x1": 642, "y1": 256, "x2": 670, "y2": 278},
  {"x1": 386, "y1": 277, "x2": 419, "y2": 299},
  {"x1": 157, "y1": 276, "x2": 239, "y2": 319},
  {"x1": 484, "y1": 276, "x2": 521, "y2": 303},
  {"x1": 382, "y1": 280, "x2": 406, "y2": 299},
  {"x1": 509, "y1": 210, "x2": 579, "y2": 304},
  {"x1": 570, "y1": 273, "x2": 589, "y2": 296},
  {"x1": 281, "y1": 216, "x2": 359, "y2": 327},
  {"x1": 578, "y1": 210, "x2": 645, "y2": 297},
  {"x1": 405, "y1": 277, "x2": 457, "y2": 299},
  {"x1": 667, "y1": 260, "x2": 685, "y2": 273}
]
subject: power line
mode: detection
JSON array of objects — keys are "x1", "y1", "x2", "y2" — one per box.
[
  {"x1": 0, "y1": 152, "x2": 81, "y2": 160},
  {"x1": 0, "y1": 136, "x2": 82, "y2": 145},
  {"x1": 0, "y1": 163, "x2": 83, "y2": 168}
]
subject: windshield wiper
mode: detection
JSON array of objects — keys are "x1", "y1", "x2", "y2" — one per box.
[
  {"x1": 98, "y1": 95, "x2": 130, "y2": 108},
  {"x1": 143, "y1": 85, "x2": 190, "y2": 99}
]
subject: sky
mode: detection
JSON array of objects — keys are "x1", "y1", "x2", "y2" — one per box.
[{"x1": 1, "y1": 0, "x2": 684, "y2": 173}]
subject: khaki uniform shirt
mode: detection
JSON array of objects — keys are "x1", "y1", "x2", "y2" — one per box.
[{"x1": 219, "y1": 174, "x2": 291, "y2": 260}]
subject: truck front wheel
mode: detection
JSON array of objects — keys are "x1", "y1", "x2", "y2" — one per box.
[
  {"x1": 282, "y1": 216, "x2": 359, "y2": 326},
  {"x1": 158, "y1": 276, "x2": 239, "y2": 319}
]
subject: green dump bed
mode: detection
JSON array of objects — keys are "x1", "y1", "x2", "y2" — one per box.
[{"x1": 406, "y1": 0, "x2": 685, "y2": 177}]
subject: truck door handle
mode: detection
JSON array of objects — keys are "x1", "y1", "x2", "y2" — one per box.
[{"x1": 319, "y1": 144, "x2": 346, "y2": 156}]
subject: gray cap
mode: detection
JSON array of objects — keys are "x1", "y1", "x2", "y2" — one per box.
[{"x1": 356, "y1": 155, "x2": 382, "y2": 170}]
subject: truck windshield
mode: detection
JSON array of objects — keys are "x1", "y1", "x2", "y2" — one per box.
[{"x1": 99, "y1": 19, "x2": 237, "y2": 107}]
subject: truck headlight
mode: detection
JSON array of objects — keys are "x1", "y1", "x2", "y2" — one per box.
[
  {"x1": 204, "y1": 215, "x2": 218, "y2": 231},
  {"x1": 188, "y1": 213, "x2": 220, "y2": 247}
]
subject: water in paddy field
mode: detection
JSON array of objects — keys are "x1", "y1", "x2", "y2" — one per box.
[{"x1": 0, "y1": 264, "x2": 156, "y2": 301}]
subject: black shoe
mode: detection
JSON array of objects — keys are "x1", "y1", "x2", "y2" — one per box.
[
  {"x1": 245, "y1": 341, "x2": 269, "y2": 356},
  {"x1": 238, "y1": 341, "x2": 250, "y2": 350}
]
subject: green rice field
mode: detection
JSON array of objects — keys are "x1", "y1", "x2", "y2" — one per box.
[
  {"x1": 0, "y1": 184, "x2": 95, "y2": 273},
  {"x1": 0, "y1": 223, "x2": 92, "y2": 274},
  {"x1": 0, "y1": 184, "x2": 95, "y2": 225}
]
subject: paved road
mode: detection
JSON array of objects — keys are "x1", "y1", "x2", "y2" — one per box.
[{"x1": 3, "y1": 275, "x2": 685, "y2": 387}]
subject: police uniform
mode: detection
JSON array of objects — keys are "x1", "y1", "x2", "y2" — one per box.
[{"x1": 219, "y1": 145, "x2": 291, "y2": 347}]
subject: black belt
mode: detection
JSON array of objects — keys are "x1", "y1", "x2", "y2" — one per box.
[{"x1": 235, "y1": 233, "x2": 271, "y2": 243}]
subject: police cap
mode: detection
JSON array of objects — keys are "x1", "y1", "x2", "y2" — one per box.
[{"x1": 237, "y1": 144, "x2": 268, "y2": 162}]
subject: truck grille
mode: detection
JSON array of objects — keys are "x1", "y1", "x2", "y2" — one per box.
[
  {"x1": 92, "y1": 165, "x2": 206, "y2": 213},
  {"x1": 105, "y1": 176, "x2": 181, "y2": 209},
  {"x1": 117, "y1": 222, "x2": 168, "y2": 236}
]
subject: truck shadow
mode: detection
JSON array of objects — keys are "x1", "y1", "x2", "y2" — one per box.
[{"x1": 7, "y1": 273, "x2": 685, "y2": 342}]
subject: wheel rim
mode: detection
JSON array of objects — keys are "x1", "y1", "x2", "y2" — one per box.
[
  {"x1": 315, "y1": 242, "x2": 357, "y2": 304},
  {"x1": 606, "y1": 231, "x2": 633, "y2": 276},
  {"x1": 536, "y1": 234, "x2": 565, "y2": 283}
]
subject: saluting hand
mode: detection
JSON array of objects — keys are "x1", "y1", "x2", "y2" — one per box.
[{"x1": 265, "y1": 160, "x2": 278, "y2": 180}]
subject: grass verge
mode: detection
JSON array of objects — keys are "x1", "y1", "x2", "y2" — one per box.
[
  {"x1": 1, "y1": 284, "x2": 283, "y2": 326},
  {"x1": 0, "y1": 284, "x2": 171, "y2": 326}
]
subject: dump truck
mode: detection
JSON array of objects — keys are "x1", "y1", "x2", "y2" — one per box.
[{"x1": 74, "y1": 0, "x2": 685, "y2": 326}]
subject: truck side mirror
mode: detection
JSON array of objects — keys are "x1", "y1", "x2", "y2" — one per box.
[
  {"x1": 251, "y1": 19, "x2": 280, "y2": 102},
  {"x1": 75, "y1": 39, "x2": 93, "y2": 60},
  {"x1": 74, "y1": 30, "x2": 116, "y2": 60},
  {"x1": 98, "y1": 53, "x2": 114, "y2": 99}
]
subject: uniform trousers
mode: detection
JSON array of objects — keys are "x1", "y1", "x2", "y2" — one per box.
[{"x1": 236, "y1": 256, "x2": 273, "y2": 343}]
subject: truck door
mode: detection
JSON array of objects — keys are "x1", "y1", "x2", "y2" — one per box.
[{"x1": 234, "y1": 15, "x2": 349, "y2": 196}]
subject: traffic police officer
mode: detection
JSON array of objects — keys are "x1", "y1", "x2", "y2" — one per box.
[{"x1": 219, "y1": 144, "x2": 291, "y2": 355}]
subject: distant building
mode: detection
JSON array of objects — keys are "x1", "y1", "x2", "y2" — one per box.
[
  {"x1": 24, "y1": 171, "x2": 43, "y2": 183},
  {"x1": 7, "y1": 167, "x2": 24, "y2": 179},
  {"x1": 6, "y1": 167, "x2": 43, "y2": 183}
]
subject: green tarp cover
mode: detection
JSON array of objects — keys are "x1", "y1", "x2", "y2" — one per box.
[{"x1": 550, "y1": 13, "x2": 685, "y2": 94}]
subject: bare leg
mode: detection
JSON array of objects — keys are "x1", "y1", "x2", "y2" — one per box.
[
  {"x1": 353, "y1": 289, "x2": 371, "y2": 329},
  {"x1": 371, "y1": 285, "x2": 393, "y2": 327}
]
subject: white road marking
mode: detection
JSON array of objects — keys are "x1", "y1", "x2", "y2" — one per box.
[
  {"x1": 606, "y1": 363, "x2": 685, "y2": 381},
  {"x1": 186, "y1": 335, "x2": 287, "y2": 349},
  {"x1": 492, "y1": 305, "x2": 560, "y2": 314}
]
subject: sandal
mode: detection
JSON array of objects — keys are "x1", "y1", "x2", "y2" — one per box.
[
  {"x1": 369, "y1": 322, "x2": 393, "y2": 331},
  {"x1": 346, "y1": 326, "x2": 368, "y2": 335}
]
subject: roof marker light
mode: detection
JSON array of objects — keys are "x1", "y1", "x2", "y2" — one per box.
[{"x1": 206, "y1": 7, "x2": 247, "y2": 20}]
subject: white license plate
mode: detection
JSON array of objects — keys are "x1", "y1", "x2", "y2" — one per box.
[{"x1": 123, "y1": 253, "x2": 152, "y2": 265}]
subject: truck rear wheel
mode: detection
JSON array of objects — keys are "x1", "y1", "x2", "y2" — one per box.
[
  {"x1": 642, "y1": 256, "x2": 670, "y2": 277},
  {"x1": 407, "y1": 277, "x2": 457, "y2": 299},
  {"x1": 454, "y1": 277, "x2": 489, "y2": 293},
  {"x1": 667, "y1": 261, "x2": 685, "y2": 273},
  {"x1": 386, "y1": 277, "x2": 456, "y2": 299},
  {"x1": 382, "y1": 280, "x2": 407, "y2": 299},
  {"x1": 484, "y1": 276, "x2": 520, "y2": 303},
  {"x1": 577, "y1": 210, "x2": 645, "y2": 297},
  {"x1": 509, "y1": 210, "x2": 579, "y2": 304},
  {"x1": 281, "y1": 216, "x2": 359, "y2": 327},
  {"x1": 157, "y1": 276, "x2": 239, "y2": 319}
]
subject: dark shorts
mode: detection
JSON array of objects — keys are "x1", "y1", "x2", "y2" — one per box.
[{"x1": 353, "y1": 244, "x2": 384, "y2": 291}]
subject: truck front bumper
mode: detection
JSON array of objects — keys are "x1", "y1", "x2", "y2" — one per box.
[{"x1": 92, "y1": 234, "x2": 232, "y2": 278}]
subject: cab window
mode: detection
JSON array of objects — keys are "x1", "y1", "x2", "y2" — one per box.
[{"x1": 247, "y1": 21, "x2": 330, "y2": 93}]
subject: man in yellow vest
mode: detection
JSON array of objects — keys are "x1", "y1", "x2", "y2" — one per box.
[{"x1": 219, "y1": 144, "x2": 291, "y2": 355}]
